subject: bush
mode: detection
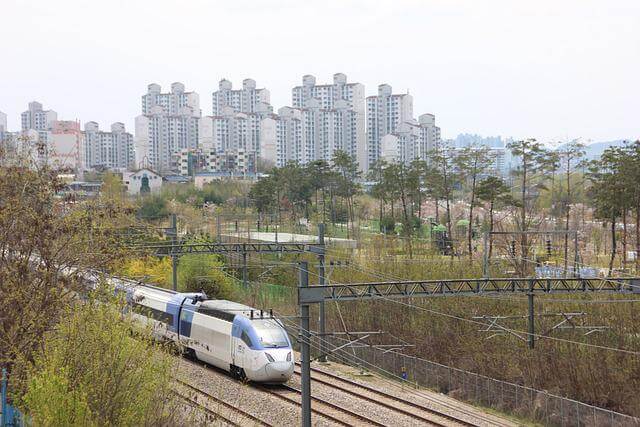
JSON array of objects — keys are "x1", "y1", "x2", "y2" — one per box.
[
  {"x1": 176, "y1": 254, "x2": 235, "y2": 299},
  {"x1": 380, "y1": 216, "x2": 396, "y2": 234},
  {"x1": 120, "y1": 256, "x2": 172, "y2": 287},
  {"x1": 137, "y1": 194, "x2": 169, "y2": 219},
  {"x1": 22, "y1": 293, "x2": 177, "y2": 426}
]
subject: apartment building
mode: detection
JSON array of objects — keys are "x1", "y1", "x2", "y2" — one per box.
[
  {"x1": 84, "y1": 121, "x2": 134, "y2": 170},
  {"x1": 292, "y1": 73, "x2": 366, "y2": 169},
  {"x1": 212, "y1": 78, "x2": 271, "y2": 116},
  {"x1": 135, "y1": 82, "x2": 200, "y2": 173},
  {"x1": 366, "y1": 84, "x2": 413, "y2": 168},
  {"x1": 21, "y1": 101, "x2": 57, "y2": 132},
  {"x1": 380, "y1": 113, "x2": 441, "y2": 165}
]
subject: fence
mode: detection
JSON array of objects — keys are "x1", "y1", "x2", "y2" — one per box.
[
  {"x1": 319, "y1": 338, "x2": 639, "y2": 427},
  {"x1": 1, "y1": 369, "x2": 24, "y2": 427}
]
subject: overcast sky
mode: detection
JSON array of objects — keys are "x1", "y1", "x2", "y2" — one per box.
[{"x1": 1, "y1": 0, "x2": 638, "y2": 142}]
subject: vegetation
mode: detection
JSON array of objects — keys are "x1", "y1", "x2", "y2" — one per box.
[
  {"x1": 0, "y1": 161, "x2": 178, "y2": 423},
  {"x1": 4, "y1": 138, "x2": 640, "y2": 422},
  {"x1": 119, "y1": 254, "x2": 235, "y2": 299},
  {"x1": 22, "y1": 292, "x2": 177, "y2": 426}
]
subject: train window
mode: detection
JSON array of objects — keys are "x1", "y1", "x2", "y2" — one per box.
[
  {"x1": 241, "y1": 330, "x2": 253, "y2": 347},
  {"x1": 132, "y1": 303, "x2": 173, "y2": 325},
  {"x1": 197, "y1": 307, "x2": 235, "y2": 322},
  {"x1": 253, "y1": 320, "x2": 289, "y2": 348}
]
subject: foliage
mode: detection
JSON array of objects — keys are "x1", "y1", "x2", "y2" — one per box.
[
  {"x1": 120, "y1": 257, "x2": 172, "y2": 287},
  {"x1": 119, "y1": 254, "x2": 235, "y2": 299},
  {"x1": 248, "y1": 151, "x2": 362, "y2": 236},
  {"x1": 22, "y1": 293, "x2": 176, "y2": 426},
  {"x1": 137, "y1": 194, "x2": 169, "y2": 219},
  {"x1": 380, "y1": 215, "x2": 397, "y2": 234},
  {"x1": 176, "y1": 254, "x2": 235, "y2": 299},
  {"x1": 0, "y1": 164, "x2": 132, "y2": 390}
]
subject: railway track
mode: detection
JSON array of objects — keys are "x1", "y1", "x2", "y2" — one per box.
[
  {"x1": 175, "y1": 378, "x2": 273, "y2": 426},
  {"x1": 258, "y1": 383, "x2": 388, "y2": 426},
  {"x1": 296, "y1": 362, "x2": 512, "y2": 427}
]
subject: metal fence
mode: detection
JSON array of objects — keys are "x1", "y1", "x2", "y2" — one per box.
[{"x1": 320, "y1": 338, "x2": 639, "y2": 427}]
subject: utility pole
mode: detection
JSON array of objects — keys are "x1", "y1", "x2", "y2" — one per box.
[
  {"x1": 171, "y1": 213, "x2": 178, "y2": 291},
  {"x1": 318, "y1": 224, "x2": 327, "y2": 362},
  {"x1": 299, "y1": 261, "x2": 312, "y2": 427},
  {"x1": 527, "y1": 292, "x2": 535, "y2": 349}
]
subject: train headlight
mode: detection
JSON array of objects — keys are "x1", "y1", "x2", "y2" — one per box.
[
  {"x1": 286, "y1": 352, "x2": 292, "y2": 362},
  {"x1": 265, "y1": 352, "x2": 275, "y2": 363}
]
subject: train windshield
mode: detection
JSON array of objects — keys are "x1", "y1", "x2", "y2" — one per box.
[{"x1": 253, "y1": 320, "x2": 289, "y2": 348}]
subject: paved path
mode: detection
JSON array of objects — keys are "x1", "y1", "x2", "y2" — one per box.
[{"x1": 222, "y1": 231, "x2": 357, "y2": 248}]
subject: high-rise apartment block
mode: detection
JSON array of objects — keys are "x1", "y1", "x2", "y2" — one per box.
[
  {"x1": 0, "y1": 110, "x2": 6, "y2": 133},
  {"x1": 21, "y1": 101, "x2": 57, "y2": 132},
  {"x1": 84, "y1": 122, "x2": 134, "y2": 170},
  {"x1": 200, "y1": 106, "x2": 275, "y2": 155},
  {"x1": 366, "y1": 84, "x2": 414, "y2": 168},
  {"x1": 380, "y1": 114, "x2": 441, "y2": 165},
  {"x1": 201, "y1": 79, "x2": 275, "y2": 165},
  {"x1": 290, "y1": 73, "x2": 366, "y2": 168},
  {"x1": 135, "y1": 83, "x2": 200, "y2": 173},
  {"x1": 212, "y1": 78, "x2": 271, "y2": 116}
]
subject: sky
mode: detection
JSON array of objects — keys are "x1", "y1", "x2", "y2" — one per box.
[{"x1": 1, "y1": 0, "x2": 638, "y2": 143}]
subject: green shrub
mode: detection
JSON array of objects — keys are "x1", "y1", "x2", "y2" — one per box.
[
  {"x1": 175, "y1": 254, "x2": 235, "y2": 299},
  {"x1": 380, "y1": 216, "x2": 396, "y2": 234},
  {"x1": 22, "y1": 293, "x2": 177, "y2": 426}
]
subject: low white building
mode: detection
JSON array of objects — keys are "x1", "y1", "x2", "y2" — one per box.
[{"x1": 122, "y1": 168, "x2": 162, "y2": 195}]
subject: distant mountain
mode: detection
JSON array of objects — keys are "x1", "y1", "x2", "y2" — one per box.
[
  {"x1": 553, "y1": 139, "x2": 633, "y2": 160},
  {"x1": 451, "y1": 134, "x2": 636, "y2": 161},
  {"x1": 451, "y1": 134, "x2": 510, "y2": 149}
]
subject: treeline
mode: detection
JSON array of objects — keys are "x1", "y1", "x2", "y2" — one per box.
[
  {"x1": 587, "y1": 140, "x2": 640, "y2": 273},
  {"x1": 248, "y1": 139, "x2": 640, "y2": 273},
  {"x1": 249, "y1": 151, "x2": 361, "y2": 237}
]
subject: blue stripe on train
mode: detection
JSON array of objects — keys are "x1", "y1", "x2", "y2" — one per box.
[{"x1": 166, "y1": 293, "x2": 202, "y2": 337}]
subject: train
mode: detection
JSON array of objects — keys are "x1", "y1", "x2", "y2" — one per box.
[{"x1": 88, "y1": 273, "x2": 295, "y2": 383}]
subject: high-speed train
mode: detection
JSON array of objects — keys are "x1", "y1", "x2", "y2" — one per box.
[{"x1": 105, "y1": 276, "x2": 295, "y2": 383}]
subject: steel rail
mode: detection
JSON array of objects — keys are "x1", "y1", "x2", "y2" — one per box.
[
  {"x1": 258, "y1": 383, "x2": 389, "y2": 426},
  {"x1": 172, "y1": 391, "x2": 240, "y2": 427},
  {"x1": 175, "y1": 378, "x2": 273, "y2": 427},
  {"x1": 294, "y1": 364, "x2": 474, "y2": 427}
]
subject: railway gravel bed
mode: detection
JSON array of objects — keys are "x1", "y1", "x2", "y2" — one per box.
[
  {"x1": 293, "y1": 366, "x2": 463, "y2": 426},
  {"x1": 259, "y1": 383, "x2": 386, "y2": 426},
  {"x1": 176, "y1": 358, "x2": 308, "y2": 426},
  {"x1": 289, "y1": 366, "x2": 447, "y2": 426},
  {"x1": 175, "y1": 379, "x2": 273, "y2": 426},
  {"x1": 175, "y1": 354, "x2": 517, "y2": 426},
  {"x1": 303, "y1": 360, "x2": 518, "y2": 427}
]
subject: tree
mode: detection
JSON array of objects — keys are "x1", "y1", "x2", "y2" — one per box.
[
  {"x1": 331, "y1": 151, "x2": 361, "y2": 239},
  {"x1": 0, "y1": 164, "x2": 130, "y2": 388},
  {"x1": 428, "y1": 142, "x2": 459, "y2": 255},
  {"x1": 455, "y1": 145, "x2": 492, "y2": 258},
  {"x1": 307, "y1": 160, "x2": 331, "y2": 222},
  {"x1": 507, "y1": 139, "x2": 548, "y2": 275},
  {"x1": 477, "y1": 176, "x2": 517, "y2": 260},
  {"x1": 382, "y1": 162, "x2": 416, "y2": 256},
  {"x1": 587, "y1": 148, "x2": 626, "y2": 275},
  {"x1": 367, "y1": 159, "x2": 389, "y2": 232},
  {"x1": 558, "y1": 142, "x2": 585, "y2": 273}
]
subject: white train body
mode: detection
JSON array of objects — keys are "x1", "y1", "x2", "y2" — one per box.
[{"x1": 113, "y1": 278, "x2": 294, "y2": 383}]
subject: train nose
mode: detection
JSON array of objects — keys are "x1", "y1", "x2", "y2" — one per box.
[{"x1": 265, "y1": 361, "x2": 294, "y2": 380}]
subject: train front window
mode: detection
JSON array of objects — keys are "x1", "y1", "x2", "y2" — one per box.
[{"x1": 253, "y1": 320, "x2": 288, "y2": 348}]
